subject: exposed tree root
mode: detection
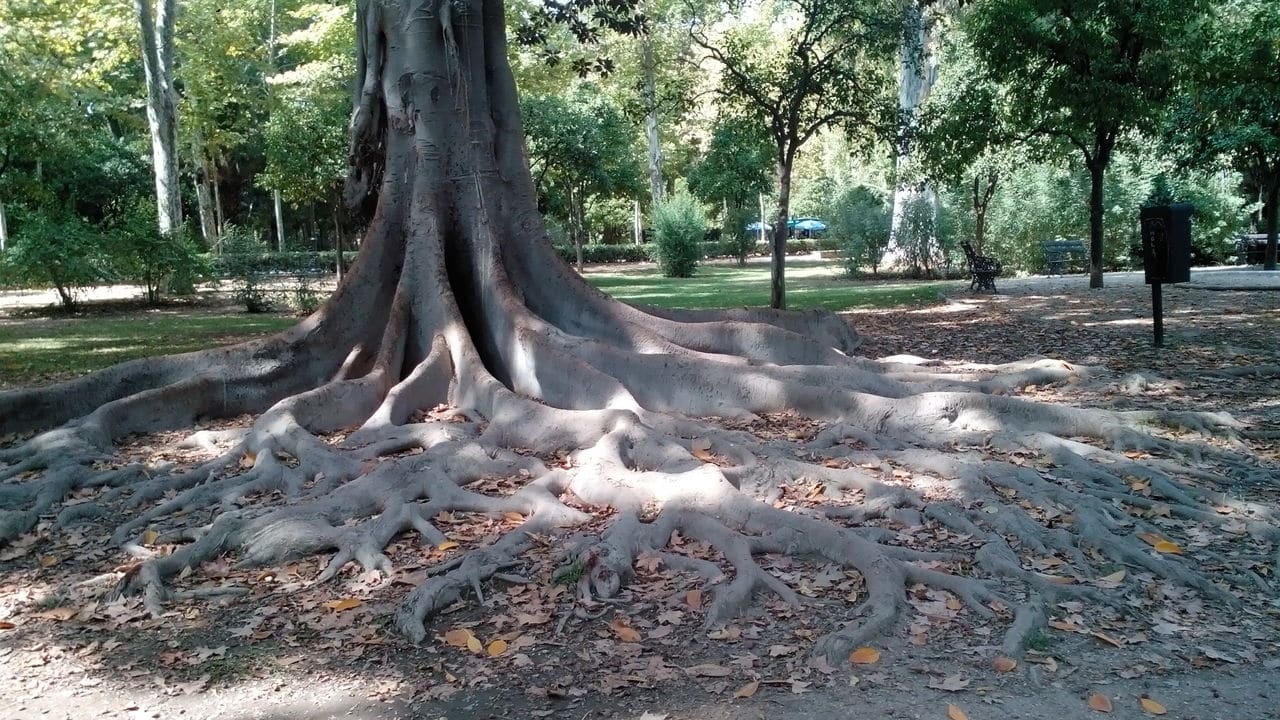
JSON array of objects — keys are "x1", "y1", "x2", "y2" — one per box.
[{"x1": 2, "y1": 0, "x2": 1276, "y2": 674}]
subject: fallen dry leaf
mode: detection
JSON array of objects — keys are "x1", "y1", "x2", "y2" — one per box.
[
  {"x1": 487, "y1": 639, "x2": 508, "y2": 657},
  {"x1": 1092, "y1": 631, "x2": 1124, "y2": 648},
  {"x1": 947, "y1": 704, "x2": 970, "y2": 720},
  {"x1": 929, "y1": 674, "x2": 970, "y2": 692},
  {"x1": 142, "y1": 529, "x2": 159, "y2": 546},
  {"x1": 610, "y1": 617, "x2": 642, "y2": 643},
  {"x1": 992, "y1": 656, "x2": 1017, "y2": 673},
  {"x1": 466, "y1": 634, "x2": 483, "y2": 653},
  {"x1": 0, "y1": 620, "x2": 15, "y2": 630},
  {"x1": 686, "y1": 589, "x2": 703, "y2": 611},
  {"x1": 849, "y1": 647, "x2": 880, "y2": 665},
  {"x1": 323, "y1": 598, "x2": 362, "y2": 612},
  {"x1": 1153, "y1": 540, "x2": 1182, "y2": 554},
  {"x1": 1088, "y1": 693, "x2": 1113, "y2": 713},
  {"x1": 1139, "y1": 697, "x2": 1167, "y2": 715},
  {"x1": 443, "y1": 628, "x2": 474, "y2": 648},
  {"x1": 436, "y1": 540, "x2": 459, "y2": 551},
  {"x1": 734, "y1": 680, "x2": 759, "y2": 699}
]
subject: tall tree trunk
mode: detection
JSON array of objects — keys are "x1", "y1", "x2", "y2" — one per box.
[
  {"x1": 212, "y1": 163, "x2": 225, "y2": 238},
  {"x1": 136, "y1": 0, "x2": 181, "y2": 235},
  {"x1": 0, "y1": 199, "x2": 7, "y2": 252},
  {"x1": 888, "y1": 2, "x2": 939, "y2": 263},
  {"x1": 193, "y1": 143, "x2": 218, "y2": 246},
  {"x1": 972, "y1": 170, "x2": 997, "y2": 255},
  {"x1": 1265, "y1": 174, "x2": 1278, "y2": 271},
  {"x1": 274, "y1": 190, "x2": 287, "y2": 251},
  {"x1": 641, "y1": 36, "x2": 665, "y2": 209},
  {"x1": 1087, "y1": 161, "x2": 1106, "y2": 289},
  {"x1": 772, "y1": 157, "x2": 793, "y2": 310}
]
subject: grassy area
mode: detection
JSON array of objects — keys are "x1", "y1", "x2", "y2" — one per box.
[
  {"x1": 0, "y1": 310, "x2": 296, "y2": 387},
  {"x1": 586, "y1": 260, "x2": 953, "y2": 311}
]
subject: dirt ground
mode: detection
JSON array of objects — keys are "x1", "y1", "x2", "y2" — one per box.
[{"x1": 2, "y1": 271, "x2": 1278, "y2": 720}]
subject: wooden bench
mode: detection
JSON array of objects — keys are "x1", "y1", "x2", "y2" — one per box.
[
  {"x1": 961, "y1": 241, "x2": 1002, "y2": 293},
  {"x1": 1041, "y1": 239, "x2": 1088, "y2": 276}
]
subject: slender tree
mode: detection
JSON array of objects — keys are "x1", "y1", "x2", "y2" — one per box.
[
  {"x1": 966, "y1": 0, "x2": 1210, "y2": 287},
  {"x1": 135, "y1": 0, "x2": 181, "y2": 235},
  {"x1": 692, "y1": 0, "x2": 898, "y2": 308}
]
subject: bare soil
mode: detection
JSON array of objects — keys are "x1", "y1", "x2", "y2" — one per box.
[{"x1": 1, "y1": 276, "x2": 1277, "y2": 720}]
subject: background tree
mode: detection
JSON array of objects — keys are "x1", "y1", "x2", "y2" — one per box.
[
  {"x1": 522, "y1": 87, "x2": 645, "y2": 270},
  {"x1": 687, "y1": 116, "x2": 775, "y2": 263},
  {"x1": 1169, "y1": 0, "x2": 1279, "y2": 270},
  {"x1": 966, "y1": 0, "x2": 1210, "y2": 287},
  {"x1": 693, "y1": 0, "x2": 898, "y2": 308}
]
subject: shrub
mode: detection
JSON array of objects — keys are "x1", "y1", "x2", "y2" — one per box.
[
  {"x1": 651, "y1": 193, "x2": 707, "y2": 278},
  {"x1": 1, "y1": 211, "x2": 106, "y2": 308},
  {"x1": 830, "y1": 186, "x2": 891, "y2": 277},
  {"x1": 552, "y1": 243, "x2": 651, "y2": 264},
  {"x1": 107, "y1": 203, "x2": 208, "y2": 304},
  {"x1": 220, "y1": 226, "x2": 276, "y2": 313},
  {"x1": 723, "y1": 205, "x2": 758, "y2": 264}
]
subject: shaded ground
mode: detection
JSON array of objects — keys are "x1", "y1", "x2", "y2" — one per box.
[{"x1": 1, "y1": 271, "x2": 1278, "y2": 720}]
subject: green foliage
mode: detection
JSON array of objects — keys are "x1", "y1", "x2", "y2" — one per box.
[
  {"x1": 830, "y1": 186, "x2": 891, "y2": 276},
  {"x1": 723, "y1": 204, "x2": 760, "y2": 265},
  {"x1": 552, "y1": 244, "x2": 652, "y2": 264},
  {"x1": 688, "y1": 117, "x2": 775, "y2": 208},
  {"x1": 2, "y1": 211, "x2": 106, "y2": 308},
  {"x1": 651, "y1": 193, "x2": 707, "y2": 277},
  {"x1": 107, "y1": 203, "x2": 207, "y2": 304},
  {"x1": 522, "y1": 87, "x2": 645, "y2": 245},
  {"x1": 219, "y1": 225, "x2": 276, "y2": 313}
]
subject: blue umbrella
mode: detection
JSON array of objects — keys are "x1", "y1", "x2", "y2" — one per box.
[{"x1": 793, "y1": 218, "x2": 827, "y2": 232}]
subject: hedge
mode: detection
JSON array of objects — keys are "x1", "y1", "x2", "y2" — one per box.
[{"x1": 204, "y1": 251, "x2": 359, "y2": 278}]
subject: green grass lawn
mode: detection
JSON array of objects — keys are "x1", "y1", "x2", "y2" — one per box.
[
  {"x1": 586, "y1": 260, "x2": 953, "y2": 311},
  {"x1": 0, "y1": 310, "x2": 296, "y2": 387}
]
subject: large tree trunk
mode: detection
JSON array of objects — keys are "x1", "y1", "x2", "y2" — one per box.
[
  {"x1": 1087, "y1": 161, "x2": 1106, "y2": 288},
  {"x1": 641, "y1": 36, "x2": 665, "y2": 209},
  {"x1": 0, "y1": 199, "x2": 7, "y2": 252},
  {"x1": 136, "y1": 0, "x2": 181, "y2": 235},
  {"x1": 0, "y1": 0, "x2": 1259, "y2": 668}
]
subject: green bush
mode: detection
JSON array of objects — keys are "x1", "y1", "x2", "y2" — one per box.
[
  {"x1": 552, "y1": 243, "x2": 651, "y2": 264},
  {"x1": 651, "y1": 194, "x2": 708, "y2": 277},
  {"x1": 830, "y1": 186, "x2": 891, "y2": 276},
  {"x1": 723, "y1": 205, "x2": 758, "y2": 264},
  {"x1": 107, "y1": 203, "x2": 208, "y2": 304},
  {"x1": 1, "y1": 211, "x2": 106, "y2": 308}
]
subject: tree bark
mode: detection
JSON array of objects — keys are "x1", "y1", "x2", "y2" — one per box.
[
  {"x1": 0, "y1": 199, "x2": 7, "y2": 252},
  {"x1": 972, "y1": 170, "x2": 997, "y2": 255},
  {"x1": 641, "y1": 36, "x2": 665, "y2": 209},
  {"x1": 135, "y1": 0, "x2": 181, "y2": 235}
]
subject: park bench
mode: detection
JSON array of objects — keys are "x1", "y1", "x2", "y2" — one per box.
[
  {"x1": 1041, "y1": 239, "x2": 1088, "y2": 276},
  {"x1": 961, "y1": 240, "x2": 1002, "y2": 293}
]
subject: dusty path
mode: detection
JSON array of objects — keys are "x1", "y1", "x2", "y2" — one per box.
[{"x1": 2, "y1": 270, "x2": 1277, "y2": 720}]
